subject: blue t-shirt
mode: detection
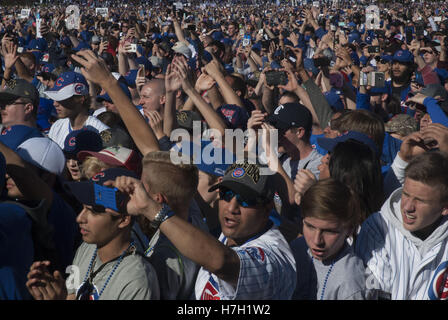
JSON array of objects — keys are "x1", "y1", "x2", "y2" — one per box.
[
  {"x1": 47, "y1": 192, "x2": 79, "y2": 272},
  {"x1": 0, "y1": 203, "x2": 34, "y2": 300}
]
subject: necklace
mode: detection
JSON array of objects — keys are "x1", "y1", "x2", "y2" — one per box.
[
  {"x1": 312, "y1": 257, "x2": 335, "y2": 300},
  {"x1": 83, "y1": 241, "x2": 135, "y2": 299}
]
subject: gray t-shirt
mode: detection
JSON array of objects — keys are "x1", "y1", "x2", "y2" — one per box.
[
  {"x1": 290, "y1": 237, "x2": 366, "y2": 300},
  {"x1": 133, "y1": 200, "x2": 209, "y2": 300},
  {"x1": 67, "y1": 242, "x2": 160, "y2": 300},
  {"x1": 281, "y1": 148, "x2": 322, "y2": 180}
]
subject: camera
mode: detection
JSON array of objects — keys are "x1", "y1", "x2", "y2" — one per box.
[
  {"x1": 313, "y1": 57, "x2": 331, "y2": 67},
  {"x1": 359, "y1": 71, "x2": 385, "y2": 87},
  {"x1": 265, "y1": 70, "x2": 288, "y2": 86},
  {"x1": 368, "y1": 46, "x2": 380, "y2": 54},
  {"x1": 128, "y1": 43, "x2": 137, "y2": 53}
]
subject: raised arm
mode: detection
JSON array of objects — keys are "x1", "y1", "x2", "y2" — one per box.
[
  {"x1": 72, "y1": 50, "x2": 160, "y2": 155},
  {"x1": 114, "y1": 176, "x2": 241, "y2": 287}
]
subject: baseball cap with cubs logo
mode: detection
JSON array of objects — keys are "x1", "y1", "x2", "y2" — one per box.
[
  {"x1": 44, "y1": 71, "x2": 89, "y2": 101},
  {"x1": 209, "y1": 160, "x2": 274, "y2": 202},
  {"x1": 77, "y1": 146, "x2": 142, "y2": 176},
  {"x1": 63, "y1": 129, "x2": 103, "y2": 160}
]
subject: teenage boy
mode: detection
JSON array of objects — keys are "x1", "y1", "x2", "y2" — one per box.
[
  {"x1": 356, "y1": 151, "x2": 448, "y2": 300},
  {"x1": 26, "y1": 168, "x2": 160, "y2": 300}
]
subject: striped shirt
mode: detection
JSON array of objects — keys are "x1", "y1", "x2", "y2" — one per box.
[{"x1": 195, "y1": 226, "x2": 297, "y2": 300}]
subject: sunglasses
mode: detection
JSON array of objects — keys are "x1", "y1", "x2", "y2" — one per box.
[
  {"x1": 219, "y1": 188, "x2": 262, "y2": 208},
  {"x1": 420, "y1": 50, "x2": 434, "y2": 55}
]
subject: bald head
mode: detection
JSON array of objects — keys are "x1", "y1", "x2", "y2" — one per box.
[{"x1": 139, "y1": 78, "x2": 166, "y2": 112}]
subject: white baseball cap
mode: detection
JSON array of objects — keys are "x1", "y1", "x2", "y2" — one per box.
[{"x1": 16, "y1": 137, "x2": 66, "y2": 175}]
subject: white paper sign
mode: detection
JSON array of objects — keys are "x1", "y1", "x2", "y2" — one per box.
[
  {"x1": 36, "y1": 18, "x2": 42, "y2": 38},
  {"x1": 66, "y1": 5, "x2": 80, "y2": 30},
  {"x1": 96, "y1": 8, "x2": 108, "y2": 17},
  {"x1": 429, "y1": 17, "x2": 438, "y2": 31},
  {"x1": 20, "y1": 9, "x2": 31, "y2": 19},
  {"x1": 366, "y1": 5, "x2": 380, "y2": 30}
]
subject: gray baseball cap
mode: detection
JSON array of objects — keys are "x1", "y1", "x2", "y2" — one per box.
[
  {"x1": 385, "y1": 114, "x2": 418, "y2": 137},
  {"x1": 0, "y1": 79, "x2": 39, "y2": 107}
]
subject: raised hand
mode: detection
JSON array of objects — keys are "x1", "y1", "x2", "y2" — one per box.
[
  {"x1": 195, "y1": 72, "x2": 216, "y2": 92},
  {"x1": 2, "y1": 41, "x2": 19, "y2": 70},
  {"x1": 26, "y1": 261, "x2": 67, "y2": 300},
  {"x1": 294, "y1": 169, "x2": 317, "y2": 205},
  {"x1": 420, "y1": 123, "x2": 448, "y2": 153},
  {"x1": 165, "y1": 61, "x2": 183, "y2": 93},
  {"x1": 145, "y1": 110, "x2": 165, "y2": 139},
  {"x1": 70, "y1": 50, "x2": 116, "y2": 88}
]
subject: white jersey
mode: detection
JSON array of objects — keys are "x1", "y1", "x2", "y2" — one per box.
[
  {"x1": 48, "y1": 116, "x2": 110, "y2": 149},
  {"x1": 355, "y1": 188, "x2": 448, "y2": 300},
  {"x1": 195, "y1": 224, "x2": 297, "y2": 300}
]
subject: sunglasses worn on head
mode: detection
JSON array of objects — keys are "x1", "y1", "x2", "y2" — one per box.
[{"x1": 219, "y1": 188, "x2": 262, "y2": 208}]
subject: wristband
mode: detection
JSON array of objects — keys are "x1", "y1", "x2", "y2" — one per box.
[{"x1": 150, "y1": 203, "x2": 175, "y2": 229}]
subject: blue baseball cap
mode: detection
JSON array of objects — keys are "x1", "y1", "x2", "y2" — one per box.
[
  {"x1": 27, "y1": 38, "x2": 47, "y2": 51},
  {"x1": 303, "y1": 58, "x2": 319, "y2": 75},
  {"x1": 317, "y1": 131, "x2": 379, "y2": 156},
  {"x1": 64, "y1": 168, "x2": 138, "y2": 212},
  {"x1": 36, "y1": 97, "x2": 56, "y2": 132},
  {"x1": 60, "y1": 36, "x2": 72, "y2": 47},
  {"x1": 63, "y1": 129, "x2": 103, "y2": 159},
  {"x1": 217, "y1": 104, "x2": 249, "y2": 130},
  {"x1": 0, "y1": 125, "x2": 43, "y2": 150},
  {"x1": 379, "y1": 55, "x2": 393, "y2": 63},
  {"x1": 348, "y1": 32, "x2": 361, "y2": 44},
  {"x1": 212, "y1": 31, "x2": 224, "y2": 41},
  {"x1": 73, "y1": 41, "x2": 92, "y2": 52},
  {"x1": 97, "y1": 81, "x2": 132, "y2": 103},
  {"x1": 392, "y1": 50, "x2": 414, "y2": 63},
  {"x1": 44, "y1": 71, "x2": 89, "y2": 101},
  {"x1": 135, "y1": 56, "x2": 152, "y2": 73},
  {"x1": 324, "y1": 89, "x2": 344, "y2": 111}
]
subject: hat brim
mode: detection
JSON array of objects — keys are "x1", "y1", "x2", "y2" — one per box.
[
  {"x1": 77, "y1": 150, "x2": 125, "y2": 167},
  {"x1": 44, "y1": 85, "x2": 77, "y2": 101},
  {"x1": 316, "y1": 137, "x2": 338, "y2": 152},
  {"x1": 64, "y1": 181, "x2": 96, "y2": 206},
  {"x1": 0, "y1": 93, "x2": 22, "y2": 104},
  {"x1": 209, "y1": 180, "x2": 263, "y2": 201},
  {"x1": 266, "y1": 115, "x2": 291, "y2": 130},
  {"x1": 96, "y1": 94, "x2": 112, "y2": 103}
]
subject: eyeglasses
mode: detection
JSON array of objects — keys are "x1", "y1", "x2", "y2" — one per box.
[
  {"x1": 219, "y1": 188, "x2": 262, "y2": 208},
  {"x1": 420, "y1": 50, "x2": 435, "y2": 55}
]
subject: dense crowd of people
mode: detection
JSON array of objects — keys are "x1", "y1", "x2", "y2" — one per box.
[{"x1": 0, "y1": 0, "x2": 448, "y2": 300}]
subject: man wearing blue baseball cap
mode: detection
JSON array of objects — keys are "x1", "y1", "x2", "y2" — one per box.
[
  {"x1": 27, "y1": 168, "x2": 160, "y2": 300},
  {"x1": 390, "y1": 50, "x2": 415, "y2": 102},
  {"x1": 45, "y1": 71, "x2": 109, "y2": 148}
]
